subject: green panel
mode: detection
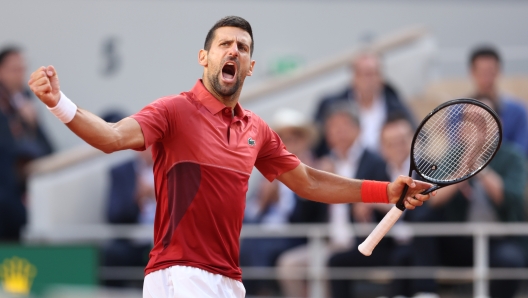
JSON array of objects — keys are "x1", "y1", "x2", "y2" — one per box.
[{"x1": 0, "y1": 245, "x2": 97, "y2": 297}]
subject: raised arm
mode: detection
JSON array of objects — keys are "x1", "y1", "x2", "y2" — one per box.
[
  {"x1": 277, "y1": 163, "x2": 433, "y2": 209},
  {"x1": 28, "y1": 65, "x2": 144, "y2": 153}
]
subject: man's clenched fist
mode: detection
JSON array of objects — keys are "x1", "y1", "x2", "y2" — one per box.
[{"x1": 28, "y1": 65, "x2": 61, "y2": 107}]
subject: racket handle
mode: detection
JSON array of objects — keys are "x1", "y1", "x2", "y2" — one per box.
[{"x1": 358, "y1": 206, "x2": 404, "y2": 256}]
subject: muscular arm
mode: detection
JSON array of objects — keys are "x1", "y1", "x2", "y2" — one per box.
[
  {"x1": 66, "y1": 111, "x2": 144, "y2": 153},
  {"x1": 277, "y1": 163, "x2": 433, "y2": 209},
  {"x1": 28, "y1": 65, "x2": 145, "y2": 153}
]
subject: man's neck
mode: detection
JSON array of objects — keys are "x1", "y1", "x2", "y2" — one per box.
[
  {"x1": 202, "y1": 78, "x2": 240, "y2": 108},
  {"x1": 354, "y1": 91, "x2": 377, "y2": 109},
  {"x1": 476, "y1": 88, "x2": 498, "y2": 100}
]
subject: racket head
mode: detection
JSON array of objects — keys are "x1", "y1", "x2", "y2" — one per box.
[
  {"x1": 360, "y1": 98, "x2": 502, "y2": 256},
  {"x1": 410, "y1": 98, "x2": 502, "y2": 188}
]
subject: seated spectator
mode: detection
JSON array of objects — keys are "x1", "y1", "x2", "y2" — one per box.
[
  {"x1": 380, "y1": 113, "x2": 438, "y2": 297},
  {"x1": 101, "y1": 112, "x2": 155, "y2": 288},
  {"x1": 468, "y1": 45, "x2": 528, "y2": 156},
  {"x1": 425, "y1": 97, "x2": 527, "y2": 298},
  {"x1": 277, "y1": 104, "x2": 392, "y2": 298},
  {"x1": 314, "y1": 51, "x2": 415, "y2": 156},
  {"x1": 0, "y1": 46, "x2": 53, "y2": 199},
  {"x1": 0, "y1": 83, "x2": 26, "y2": 241},
  {"x1": 239, "y1": 108, "x2": 325, "y2": 296}
]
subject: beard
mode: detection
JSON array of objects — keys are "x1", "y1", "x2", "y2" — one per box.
[
  {"x1": 208, "y1": 58, "x2": 241, "y2": 98},
  {"x1": 209, "y1": 73, "x2": 240, "y2": 98}
]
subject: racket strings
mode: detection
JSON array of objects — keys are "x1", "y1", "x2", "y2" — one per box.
[
  {"x1": 420, "y1": 109, "x2": 496, "y2": 180},
  {"x1": 413, "y1": 103, "x2": 500, "y2": 183},
  {"x1": 418, "y1": 105, "x2": 498, "y2": 180}
]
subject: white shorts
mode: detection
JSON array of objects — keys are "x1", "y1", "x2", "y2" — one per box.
[{"x1": 143, "y1": 265, "x2": 246, "y2": 298}]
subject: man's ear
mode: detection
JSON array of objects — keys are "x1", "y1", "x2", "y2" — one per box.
[
  {"x1": 198, "y1": 49, "x2": 208, "y2": 66},
  {"x1": 246, "y1": 60, "x2": 256, "y2": 76}
]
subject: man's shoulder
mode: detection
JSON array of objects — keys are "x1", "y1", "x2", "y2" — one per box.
[
  {"x1": 496, "y1": 142, "x2": 525, "y2": 160},
  {"x1": 501, "y1": 95, "x2": 528, "y2": 112},
  {"x1": 357, "y1": 148, "x2": 390, "y2": 181},
  {"x1": 314, "y1": 87, "x2": 350, "y2": 120},
  {"x1": 360, "y1": 148, "x2": 386, "y2": 166},
  {"x1": 241, "y1": 108, "x2": 265, "y2": 123},
  {"x1": 147, "y1": 93, "x2": 198, "y2": 113},
  {"x1": 156, "y1": 92, "x2": 192, "y2": 103}
]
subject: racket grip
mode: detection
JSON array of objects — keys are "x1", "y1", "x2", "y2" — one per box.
[{"x1": 358, "y1": 206, "x2": 404, "y2": 256}]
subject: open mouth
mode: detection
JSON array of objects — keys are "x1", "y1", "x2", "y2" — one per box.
[{"x1": 221, "y1": 62, "x2": 237, "y2": 81}]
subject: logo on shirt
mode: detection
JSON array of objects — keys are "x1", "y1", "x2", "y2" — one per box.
[{"x1": 248, "y1": 137, "x2": 256, "y2": 146}]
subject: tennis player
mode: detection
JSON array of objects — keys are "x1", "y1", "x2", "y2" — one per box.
[{"x1": 28, "y1": 16, "x2": 432, "y2": 298}]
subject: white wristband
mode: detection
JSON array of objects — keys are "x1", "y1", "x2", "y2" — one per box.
[{"x1": 47, "y1": 91, "x2": 78, "y2": 123}]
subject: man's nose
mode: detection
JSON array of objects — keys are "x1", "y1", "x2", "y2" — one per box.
[{"x1": 227, "y1": 43, "x2": 239, "y2": 57}]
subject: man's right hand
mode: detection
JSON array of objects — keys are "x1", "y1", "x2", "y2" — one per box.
[{"x1": 28, "y1": 65, "x2": 61, "y2": 107}]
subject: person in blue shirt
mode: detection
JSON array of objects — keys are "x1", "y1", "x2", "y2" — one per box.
[{"x1": 469, "y1": 45, "x2": 528, "y2": 156}]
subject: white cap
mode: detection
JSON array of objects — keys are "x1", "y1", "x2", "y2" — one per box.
[{"x1": 271, "y1": 108, "x2": 318, "y2": 143}]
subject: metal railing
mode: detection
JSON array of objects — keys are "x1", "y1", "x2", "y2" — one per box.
[{"x1": 24, "y1": 222, "x2": 528, "y2": 298}]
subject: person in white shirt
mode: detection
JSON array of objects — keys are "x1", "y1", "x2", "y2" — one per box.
[
  {"x1": 278, "y1": 103, "x2": 393, "y2": 298},
  {"x1": 313, "y1": 52, "x2": 416, "y2": 157},
  {"x1": 380, "y1": 113, "x2": 439, "y2": 298}
]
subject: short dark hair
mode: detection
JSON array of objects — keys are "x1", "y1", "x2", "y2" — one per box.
[
  {"x1": 323, "y1": 102, "x2": 360, "y2": 127},
  {"x1": 0, "y1": 46, "x2": 22, "y2": 67},
  {"x1": 384, "y1": 111, "x2": 413, "y2": 128},
  {"x1": 469, "y1": 46, "x2": 501, "y2": 68},
  {"x1": 204, "y1": 16, "x2": 254, "y2": 56}
]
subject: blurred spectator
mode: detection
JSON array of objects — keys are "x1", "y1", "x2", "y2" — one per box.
[
  {"x1": 277, "y1": 104, "x2": 392, "y2": 298},
  {"x1": 323, "y1": 105, "x2": 399, "y2": 298},
  {"x1": 0, "y1": 46, "x2": 53, "y2": 197},
  {"x1": 379, "y1": 113, "x2": 438, "y2": 297},
  {"x1": 380, "y1": 113, "x2": 413, "y2": 182},
  {"x1": 240, "y1": 108, "x2": 325, "y2": 296},
  {"x1": 426, "y1": 97, "x2": 527, "y2": 298},
  {"x1": 469, "y1": 45, "x2": 528, "y2": 156},
  {"x1": 0, "y1": 84, "x2": 26, "y2": 241},
  {"x1": 314, "y1": 51, "x2": 415, "y2": 157},
  {"x1": 101, "y1": 112, "x2": 155, "y2": 288}
]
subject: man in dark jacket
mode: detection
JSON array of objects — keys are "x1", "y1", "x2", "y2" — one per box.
[
  {"x1": 319, "y1": 103, "x2": 396, "y2": 298},
  {"x1": 277, "y1": 104, "x2": 394, "y2": 298},
  {"x1": 314, "y1": 52, "x2": 415, "y2": 157},
  {"x1": 0, "y1": 83, "x2": 26, "y2": 241},
  {"x1": 0, "y1": 47, "x2": 53, "y2": 202}
]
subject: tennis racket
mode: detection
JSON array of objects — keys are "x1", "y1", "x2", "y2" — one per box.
[{"x1": 358, "y1": 98, "x2": 502, "y2": 256}]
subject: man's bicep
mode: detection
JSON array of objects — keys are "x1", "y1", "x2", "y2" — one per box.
[{"x1": 113, "y1": 117, "x2": 146, "y2": 150}]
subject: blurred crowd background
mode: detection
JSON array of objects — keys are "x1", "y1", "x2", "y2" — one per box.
[{"x1": 2, "y1": 1, "x2": 528, "y2": 297}]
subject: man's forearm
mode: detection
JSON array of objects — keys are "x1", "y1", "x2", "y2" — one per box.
[
  {"x1": 66, "y1": 109, "x2": 144, "y2": 153},
  {"x1": 279, "y1": 164, "x2": 363, "y2": 204},
  {"x1": 28, "y1": 66, "x2": 146, "y2": 153},
  {"x1": 278, "y1": 163, "x2": 432, "y2": 208}
]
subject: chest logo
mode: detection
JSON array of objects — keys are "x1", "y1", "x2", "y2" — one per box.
[{"x1": 248, "y1": 137, "x2": 256, "y2": 146}]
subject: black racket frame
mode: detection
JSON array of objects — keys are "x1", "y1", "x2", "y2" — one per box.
[{"x1": 395, "y1": 98, "x2": 503, "y2": 211}]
